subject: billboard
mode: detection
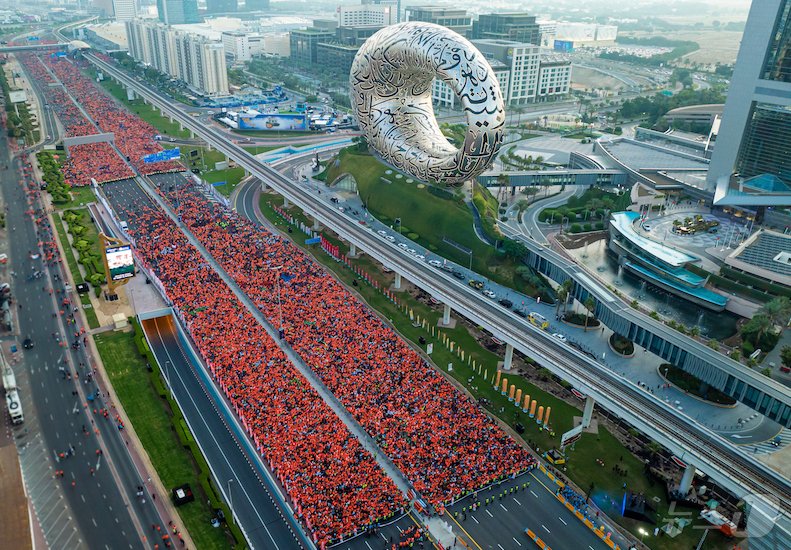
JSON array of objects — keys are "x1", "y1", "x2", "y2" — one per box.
[
  {"x1": 560, "y1": 424, "x2": 584, "y2": 448},
  {"x1": 105, "y1": 244, "x2": 135, "y2": 281},
  {"x1": 238, "y1": 113, "x2": 308, "y2": 131},
  {"x1": 143, "y1": 148, "x2": 180, "y2": 163}
]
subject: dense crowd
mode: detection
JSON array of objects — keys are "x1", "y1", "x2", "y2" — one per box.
[
  {"x1": 111, "y1": 194, "x2": 404, "y2": 547},
  {"x1": 16, "y1": 53, "x2": 180, "y2": 186},
  {"x1": 157, "y1": 180, "x2": 536, "y2": 507}
]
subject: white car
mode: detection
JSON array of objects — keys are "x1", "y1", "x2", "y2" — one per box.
[
  {"x1": 428, "y1": 260, "x2": 442, "y2": 267},
  {"x1": 397, "y1": 243, "x2": 409, "y2": 250},
  {"x1": 416, "y1": 254, "x2": 426, "y2": 261},
  {"x1": 482, "y1": 290, "x2": 496, "y2": 299},
  {"x1": 377, "y1": 230, "x2": 387, "y2": 236},
  {"x1": 407, "y1": 248, "x2": 417, "y2": 255},
  {"x1": 385, "y1": 235, "x2": 395, "y2": 242},
  {"x1": 552, "y1": 333, "x2": 568, "y2": 343}
]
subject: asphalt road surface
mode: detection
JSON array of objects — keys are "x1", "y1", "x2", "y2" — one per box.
[{"x1": 0, "y1": 137, "x2": 164, "y2": 547}]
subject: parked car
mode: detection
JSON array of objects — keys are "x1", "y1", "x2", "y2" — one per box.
[
  {"x1": 482, "y1": 290, "x2": 497, "y2": 299},
  {"x1": 398, "y1": 243, "x2": 409, "y2": 250},
  {"x1": 468, "y1": 279, "x2": 484, "y2": 290},
  {"x1": 513, "y1": 309, "x2": 527, "y2": 318},
  {"x1": 498, "y1": 298, "x2": 513, "y2": 308},
  {"x1": 377, "y1": 230, "x2": 387, "y2": 236},
  {"x1": 452, "y1": 271, "x2": 465, "y2": 280},
  {"x1": 552, "y1": 333, "x2": 568, "y2": 343},
  {"x1": 428, "y1": 260, "x2": 442, "y2": 267},
  {"x1": 385, "y1": 235, "x2": 395, "y2": 242}
]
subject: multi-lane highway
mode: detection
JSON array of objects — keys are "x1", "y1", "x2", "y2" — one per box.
[{"x1": 80, "y1": 52, "x2": 791, "y2": 520}]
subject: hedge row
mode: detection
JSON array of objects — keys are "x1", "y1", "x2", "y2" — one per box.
[
  {"x1": 719, "y1": 265, "x2": 791, "y2": 299},
  {"x1": 686, "y1": 264, "x2": 773, "y2": 304}
]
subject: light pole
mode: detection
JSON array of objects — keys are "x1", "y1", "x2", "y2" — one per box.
[
  {"x1": 164, "y1": 360, "x2": 172, "y2": 398},
  {"x1": 638, "y1": 528, "x2": 647, "y2": 543},
  {"x1": 227, "y1": 478, "x2": 234, "y2": 515}
]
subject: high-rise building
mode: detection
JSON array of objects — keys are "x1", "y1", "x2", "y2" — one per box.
[
  {"x1": 472, "y1": 13, "x2": 541, "y2": 45},
  {"x1": 206, "y1": 0, "x2": 236, "y2": 14},
  {"x1": 289, "y1": 28, "x2": 336, "y2": 64},
  {"x1": 474, "y1": 39, "x2": 540, "y2": 104},
  {"x1": 361, "y1": 0, "x2": 401, "y2": 23},
  {"x1": 708, "y1": 0, "x2": 791, "y2": 206},
  {"x1": 125, "y1": 20, "x2": 229, "y2": 96},
  {"x1": 406, "y1": 7, "x2": 472, "y2": 37},
  {"x1": 112, "y1": 0, "x2": 137, "y2": 22},
  {"x1": 156, "y1": 0, "x2": 200, "y2": 25},
  {"x1": 222, "y1": 31, "x2": 251, "y2": 62},
  {"x1": 337, "y1": 5, "x2": 397, "y2": 28}
]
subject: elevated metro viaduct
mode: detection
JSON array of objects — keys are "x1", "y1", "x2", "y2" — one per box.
[{"x1": 0, "y1": 43, "x2": 69, "y2": 53}]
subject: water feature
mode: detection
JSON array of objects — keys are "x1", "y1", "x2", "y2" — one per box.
[{"x1": 570, "y1": 238, "x2": 739, "y2": 340}]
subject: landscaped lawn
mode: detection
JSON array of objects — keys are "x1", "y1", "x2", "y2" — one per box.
[{"x1": 95, "y1": 329, "x2": 233, "y2": 550}]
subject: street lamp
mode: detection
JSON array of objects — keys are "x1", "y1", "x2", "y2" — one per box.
[
  {"x1": 638, "y1": 528, "x2": 647, "y2": 543},
  {"x1": 395, "y1": 217, "x2": 402, "y2": 235},
  {"x1": 227, "y1": 478, "x2": 234, "y2": 515},
  {"x1": 164, "y1": 360, "x2": 172, "y2": 398}
]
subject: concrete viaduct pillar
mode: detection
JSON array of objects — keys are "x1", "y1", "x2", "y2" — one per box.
[
  {"x1": 503, "y1": 343, "x2": 514, "y2": 371},
  {"x1": 581, "y1": 396, "x2": 595, "y2": 429},
  {"x1": 313, "y1": 218, "x2": 321, "y2": 231},
  {"x1": 679, "y1": 463, "x2": 696, "y2": 497},
  {"x1": 349, "y1": 243, "x2": 357, "y2": 256},
  {"x1": 283, "y1": 197, "x2": 290, "y2": 208},
  {"x1": 394, "y1": 272, "x2": 402, "y2": 290},
  {"x1": 442, "y1": 304, "x2": 451, "y2": 326}
]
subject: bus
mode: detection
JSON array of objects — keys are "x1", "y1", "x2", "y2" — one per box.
[{"x1": 528, "y1": 312, "x2": 549, "y2": 330}]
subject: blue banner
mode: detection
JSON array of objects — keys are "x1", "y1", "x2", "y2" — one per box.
[
  {"x1": 305, "y1": 237, "x2": 321, "y2": 245},
  {"x1": 142, "y1": 148, "x2": 180, "y2": 164}
]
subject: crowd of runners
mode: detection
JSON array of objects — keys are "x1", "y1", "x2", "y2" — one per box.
[
  {"x1": 155, "y1": 181, "x2": 537, "y2": 508},
  {"x1": 16, "y1": 53, "x2": 180, "y2": 186},
  {"x1": 115, "y1": 197, "x2": 405, "y2": 547}
]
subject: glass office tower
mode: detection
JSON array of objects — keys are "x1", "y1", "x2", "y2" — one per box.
[{"x1": 708, "y1": 0, "x2": 791, "y2": 206}]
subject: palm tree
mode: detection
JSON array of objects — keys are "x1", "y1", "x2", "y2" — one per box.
[
  {"x1": 561, "y1": 280, "x2": 574, "y2": 316},
  {"x1": 759, "y1": 297, "x2": 791, "y2": 328},
  {"x1": 742, "y1": 314, "x2": 776, "y2": 349},
  {"x1": 689, "y1": 325, "x2": 701, "y2": 339},
  {"x1": 584, "y1": 296, "x2": 596, "y2": 331},
  {"x1": 556, "y1": 287, "x2": 568, "y2": 318}
]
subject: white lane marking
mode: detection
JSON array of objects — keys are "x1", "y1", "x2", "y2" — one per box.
[
  {"x1": 531, "y1": 490, "x2": 539, "y2": 498},
  {"x1": 542, "y1": 524, "x2": 550, "y2": 534},
  {"x1": 512, "y1": 497, "x2": 522, "y2": 505},
  {"x1": 497, "y1": 545, "x2": 505, "y2": 550},
  {"x1": 513, "y1": 537, "x2": 522, "y2": 547},
  {"x1": 471, "y1": 515, "x2": 479, "y2": 524},
  {"x1": 499, "y1": 503, "x2": 508, "y2": 512},
  {"x1": 559, "y1": 517, "x2": 567, "y2": 525},
  {"x1": 485, "y1": 509, "x2": 494, "y2": 518},
  {"x1": 365, "y1": 541, "x2": 373, "y2": 550}
]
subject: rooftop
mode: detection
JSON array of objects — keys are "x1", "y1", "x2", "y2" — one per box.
[
  {"x1": 732, "y1": 230, "x2": 791, "y2": 281},
  {"x1": 601, "y1": 139, "x2": 709, "y2": 171},
  {"x1": 610, "y1": 211, "x2": 700, "y2": 268}
]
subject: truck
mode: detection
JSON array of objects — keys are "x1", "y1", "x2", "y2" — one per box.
[{"x1": 2, "y1": 360, "x2": 23, "y2": 425}]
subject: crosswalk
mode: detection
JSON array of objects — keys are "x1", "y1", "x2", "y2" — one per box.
[{"x1": 737, "y1": 428, "x2": 791, "y2": 455}]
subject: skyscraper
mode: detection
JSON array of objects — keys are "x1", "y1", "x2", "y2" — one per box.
[
  {"x1": 708, "y1": 0, "x2": 791, "y2": 206},
  {"x1": 112, "y1": 0, "x2": 137, "y2": 22},
  {"x1": 157, "y1": 0, "x2": 200, "y2": 25},
  {"x1": 472, "y1": 13, "x2": 541, "y2": 45}
]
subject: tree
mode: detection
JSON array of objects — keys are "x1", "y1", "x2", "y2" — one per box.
[
  {"x1": 781, "y1": 346, "x2": 791, "y2": 369},
  {"x1": 741, "y1": 314, "x2": 776, "y2": 349},
  {"x1": 759, "y1": 297, "x2": 791, "y2": 328},
  {"x1": 556, "y1": 287, "x2": 568, "y2": 318},
  {"x1": 689, "y1": 325, "x2": 701, "y2": 338},
  {"x1": 560, "y1": 279, "x2": 574, "y2": 316},
  {"x1": 583, "y1": 296, "x2": 596, "y2": 331},
  {"x1": 500, "y1": 238, "x2": 527, "y2": 260}
]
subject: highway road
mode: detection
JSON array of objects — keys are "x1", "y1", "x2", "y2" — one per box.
[
  {"x1": 0, "y1": 133, "x2": 163, "y2": 549},
  {"x1": 82, "y1": 51, "x2": 791, "y2": 529}
]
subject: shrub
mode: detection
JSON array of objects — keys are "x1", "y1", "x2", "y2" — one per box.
[
  {"x1": 406, "y1": 232, "x2": 419, "y2": 240},
  {"x1": 594, "y1": 222, "x2": 604, "y2": 230},
  {"x1": 569, "y1": 223, "x2": 582, "y2": 233},
  {"x1": 583, "y1": 223, "x2": 592, "y2": 232}
]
